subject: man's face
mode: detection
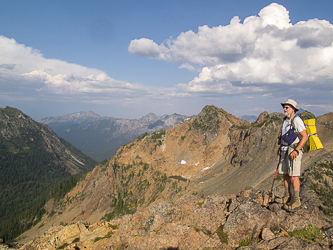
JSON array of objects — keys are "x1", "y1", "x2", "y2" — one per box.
[{"x1": 283, "y1": 105, "x2": 294, "y2": 118}]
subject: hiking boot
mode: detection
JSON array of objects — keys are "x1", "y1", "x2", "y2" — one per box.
[
  {"x1": 284, "y1": 197, "x2": 301, "y2": 211},
  {"x1": 275, "y1": 195, "x2": 291, "y2": 204}
]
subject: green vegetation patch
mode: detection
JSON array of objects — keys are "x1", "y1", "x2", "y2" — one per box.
[
  {"x1": 50, "y1": 174, "x2": 86, "y2": 204},
  {"x1": 239, "y1": 238, "x2": 251, "y2": 246},
  {"x1": 100, "y1": 158, "x2": 109, "y2": 171},
  {"x1": 48, "y1": 210, "x2": 56, "y2": 217},
  {"x1": 309, "y1": 161, "x2": 333, "y2": 216},
  {"x1": 109, "y1": 224, "x2": 118, "y2": 230},
  {"x1": 192, "y1": 190, "x2": 205, "y2": 199},
  {"x1": 275, "y1": 173, "x2": 284, "y2": 181},
  {"x1": 231, "y1": 124, "x2": 249, "y2": 130},
  {"x1": 0, "y1": 141, "x2": 88, "y2": 242},
  {"x1": 94, "y1": 231, "x2": 113, "y2": 242},
  {"x1": 252, "y1": 114, "x2": 280, "y2": 128},
  {"x1": 192, "y1": 107, "x2": 220, "y2": 132},
  {"x1": 216, "y1": 226, "x2": 228, "y2": 243},
  {"x1": 0, "y1": 107, "x2": 97, "y2": 242},
  {"x1": 198, "y1": 202, "x2": 204, "y2": 207},
  {"x1": 137, "y1": 132, "x2": 149, "y2": 141},
  {"x1": 300, "y1": 110, "x2": 316, "y2": 120},
  {"x1": 101, "y1": 190, "x2": 137, "y2": 222},
  {"x1": 102, "y1": 160, "x2": 187, "y2": 225},
  {"x1": 150, "y1": 130, "x2": 165, "y2": 141},
  {"x1": 288, "y1": 224, "x2": 323, "y2": 243}
]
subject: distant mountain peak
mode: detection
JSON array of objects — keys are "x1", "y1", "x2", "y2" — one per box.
[
  {"x1": 49, "y1": 110, "x2": 101, "y2": 119},
  {"x1": 139, "y1": 113, "x2": 159, "y2": 123},
  {"x1": 75, "y1": 110, "x2": 100, "y2": 116},
  {"x1": 37, "y1": 110, "x2": 101, "y2": 125}
]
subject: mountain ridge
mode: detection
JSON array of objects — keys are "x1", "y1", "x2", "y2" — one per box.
[
  {"x1": 38, "y1": 111, "x2": 189, "y2": 161},
  {"x1": 37, "y1": 110, "x2": 102, "y2": 125}
]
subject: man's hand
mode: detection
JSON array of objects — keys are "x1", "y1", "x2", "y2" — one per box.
[{"x1": 290, "y1": 150, "x2": 298, "y2": 160}]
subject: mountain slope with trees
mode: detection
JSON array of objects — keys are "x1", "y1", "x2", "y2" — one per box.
[{"x1": 0, "y1": 106, "x2": 98, "y2": 242}]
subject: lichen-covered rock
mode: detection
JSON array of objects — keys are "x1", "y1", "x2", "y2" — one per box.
[
  {"x1": 224, "y1": 200, "x2": 280, "y2": 248},
  {"x1": 20, "y1": 221, "x2": 116, "y2": 250},
  {"x1": 261, "y1": 228, "x2": 275, "y2": 241},
  {"x1": 20, "y1": 188, "x2": 333, "y2": 250},
  {"x1": 280, "y1": 203, "x2": 324, "y2": 231}
]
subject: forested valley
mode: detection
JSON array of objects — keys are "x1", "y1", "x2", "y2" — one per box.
[{"x1": 0, "y1": 106, "x2": 98, "y2": 242}]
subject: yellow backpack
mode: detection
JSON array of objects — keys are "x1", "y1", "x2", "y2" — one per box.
[{"x1": 295, "y1": 111, "x2": 323, "y2": 151}]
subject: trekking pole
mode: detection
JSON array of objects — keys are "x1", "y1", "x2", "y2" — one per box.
[
  {"x1": 271, "y1": 153, "x2": 281, "y2": 193},
  {"x1": 288, "y1": 146, "x2": 294, "y2": 183},
  {"x1": 291, "y1": 160, "x2": 294, "y2": 183}
]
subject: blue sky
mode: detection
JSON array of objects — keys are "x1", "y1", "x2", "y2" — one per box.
[{"x1": 0, "y1": 0, "x2": 332, "y2": 119}]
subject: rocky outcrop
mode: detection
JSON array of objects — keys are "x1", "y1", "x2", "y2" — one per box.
[
  {"x1": 19, "y1": 221, "x2": 116, "y2": 250},
  {"x1": 20, "y1": 188, "x2": 332, "y2": 250}
]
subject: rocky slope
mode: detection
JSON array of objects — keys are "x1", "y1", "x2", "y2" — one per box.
[
  {"x1": 38, "y1": 111, "x2": 188, "y2": 161},
  {"x1": 13, "y1": 106, "x2": 333, "y2": 249},
  {"x1": 17, "y1": 185, "x2": 333, "y2": 249}
]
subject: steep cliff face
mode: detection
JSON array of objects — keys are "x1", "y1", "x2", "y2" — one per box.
[{"x1": 17, "y1": 107, "x2": 333, "y2": 247}]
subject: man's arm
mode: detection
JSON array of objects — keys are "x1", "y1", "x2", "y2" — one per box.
[
  {"x1": 296, "y1": 130, "x2": 308, "y2": 151},
  {"x1": 290, "y1": 130, "x2": 308, "y2": 160}
]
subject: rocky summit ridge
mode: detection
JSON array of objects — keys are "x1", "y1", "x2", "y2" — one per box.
[{"x1": 7, "y1": 106, "x2": 333, "y2": 249}]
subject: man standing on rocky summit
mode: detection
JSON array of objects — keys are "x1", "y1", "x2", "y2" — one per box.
[{"x1": 276, "y1": 99, "x2": 308, "y2": 211}]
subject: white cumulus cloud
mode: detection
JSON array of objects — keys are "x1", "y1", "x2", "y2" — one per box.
[
  {"x1": 128, "y1": 38, "x2": 169, "y2": 61},
  {"x1": 129, "y1": 3, "x2": 333, "y2": 96},
  {"x1": 0, "y1": 35, "x2": 172, "y2": 102}
]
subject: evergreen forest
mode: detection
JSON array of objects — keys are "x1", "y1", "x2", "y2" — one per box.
[
  {"x1": 0, "y1": 107, "x2": 97, "y2": 242},
  {"x1": 0, "y1": 136, "x2": 89, "y2": 242}
]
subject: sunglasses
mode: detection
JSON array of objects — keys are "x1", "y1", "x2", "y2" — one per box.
[{"x1": 283, "y1": 106, "x2": 291, "y2": 110}]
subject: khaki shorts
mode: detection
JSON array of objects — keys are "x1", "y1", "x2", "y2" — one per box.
[{"x1": 278, "y1": 148, "x2": 303, "y2": 177}]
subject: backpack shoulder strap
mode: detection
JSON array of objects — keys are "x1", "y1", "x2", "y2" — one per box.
[
  {"x1": 291, "y1": 114, "x2": 305, "y2": 142},
  {"x1": 278, "y1": 116, "x2": 288, "y2": 143},
  {"x1": 291, "y1": 114, "x2": 299, "y2": 131}
]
